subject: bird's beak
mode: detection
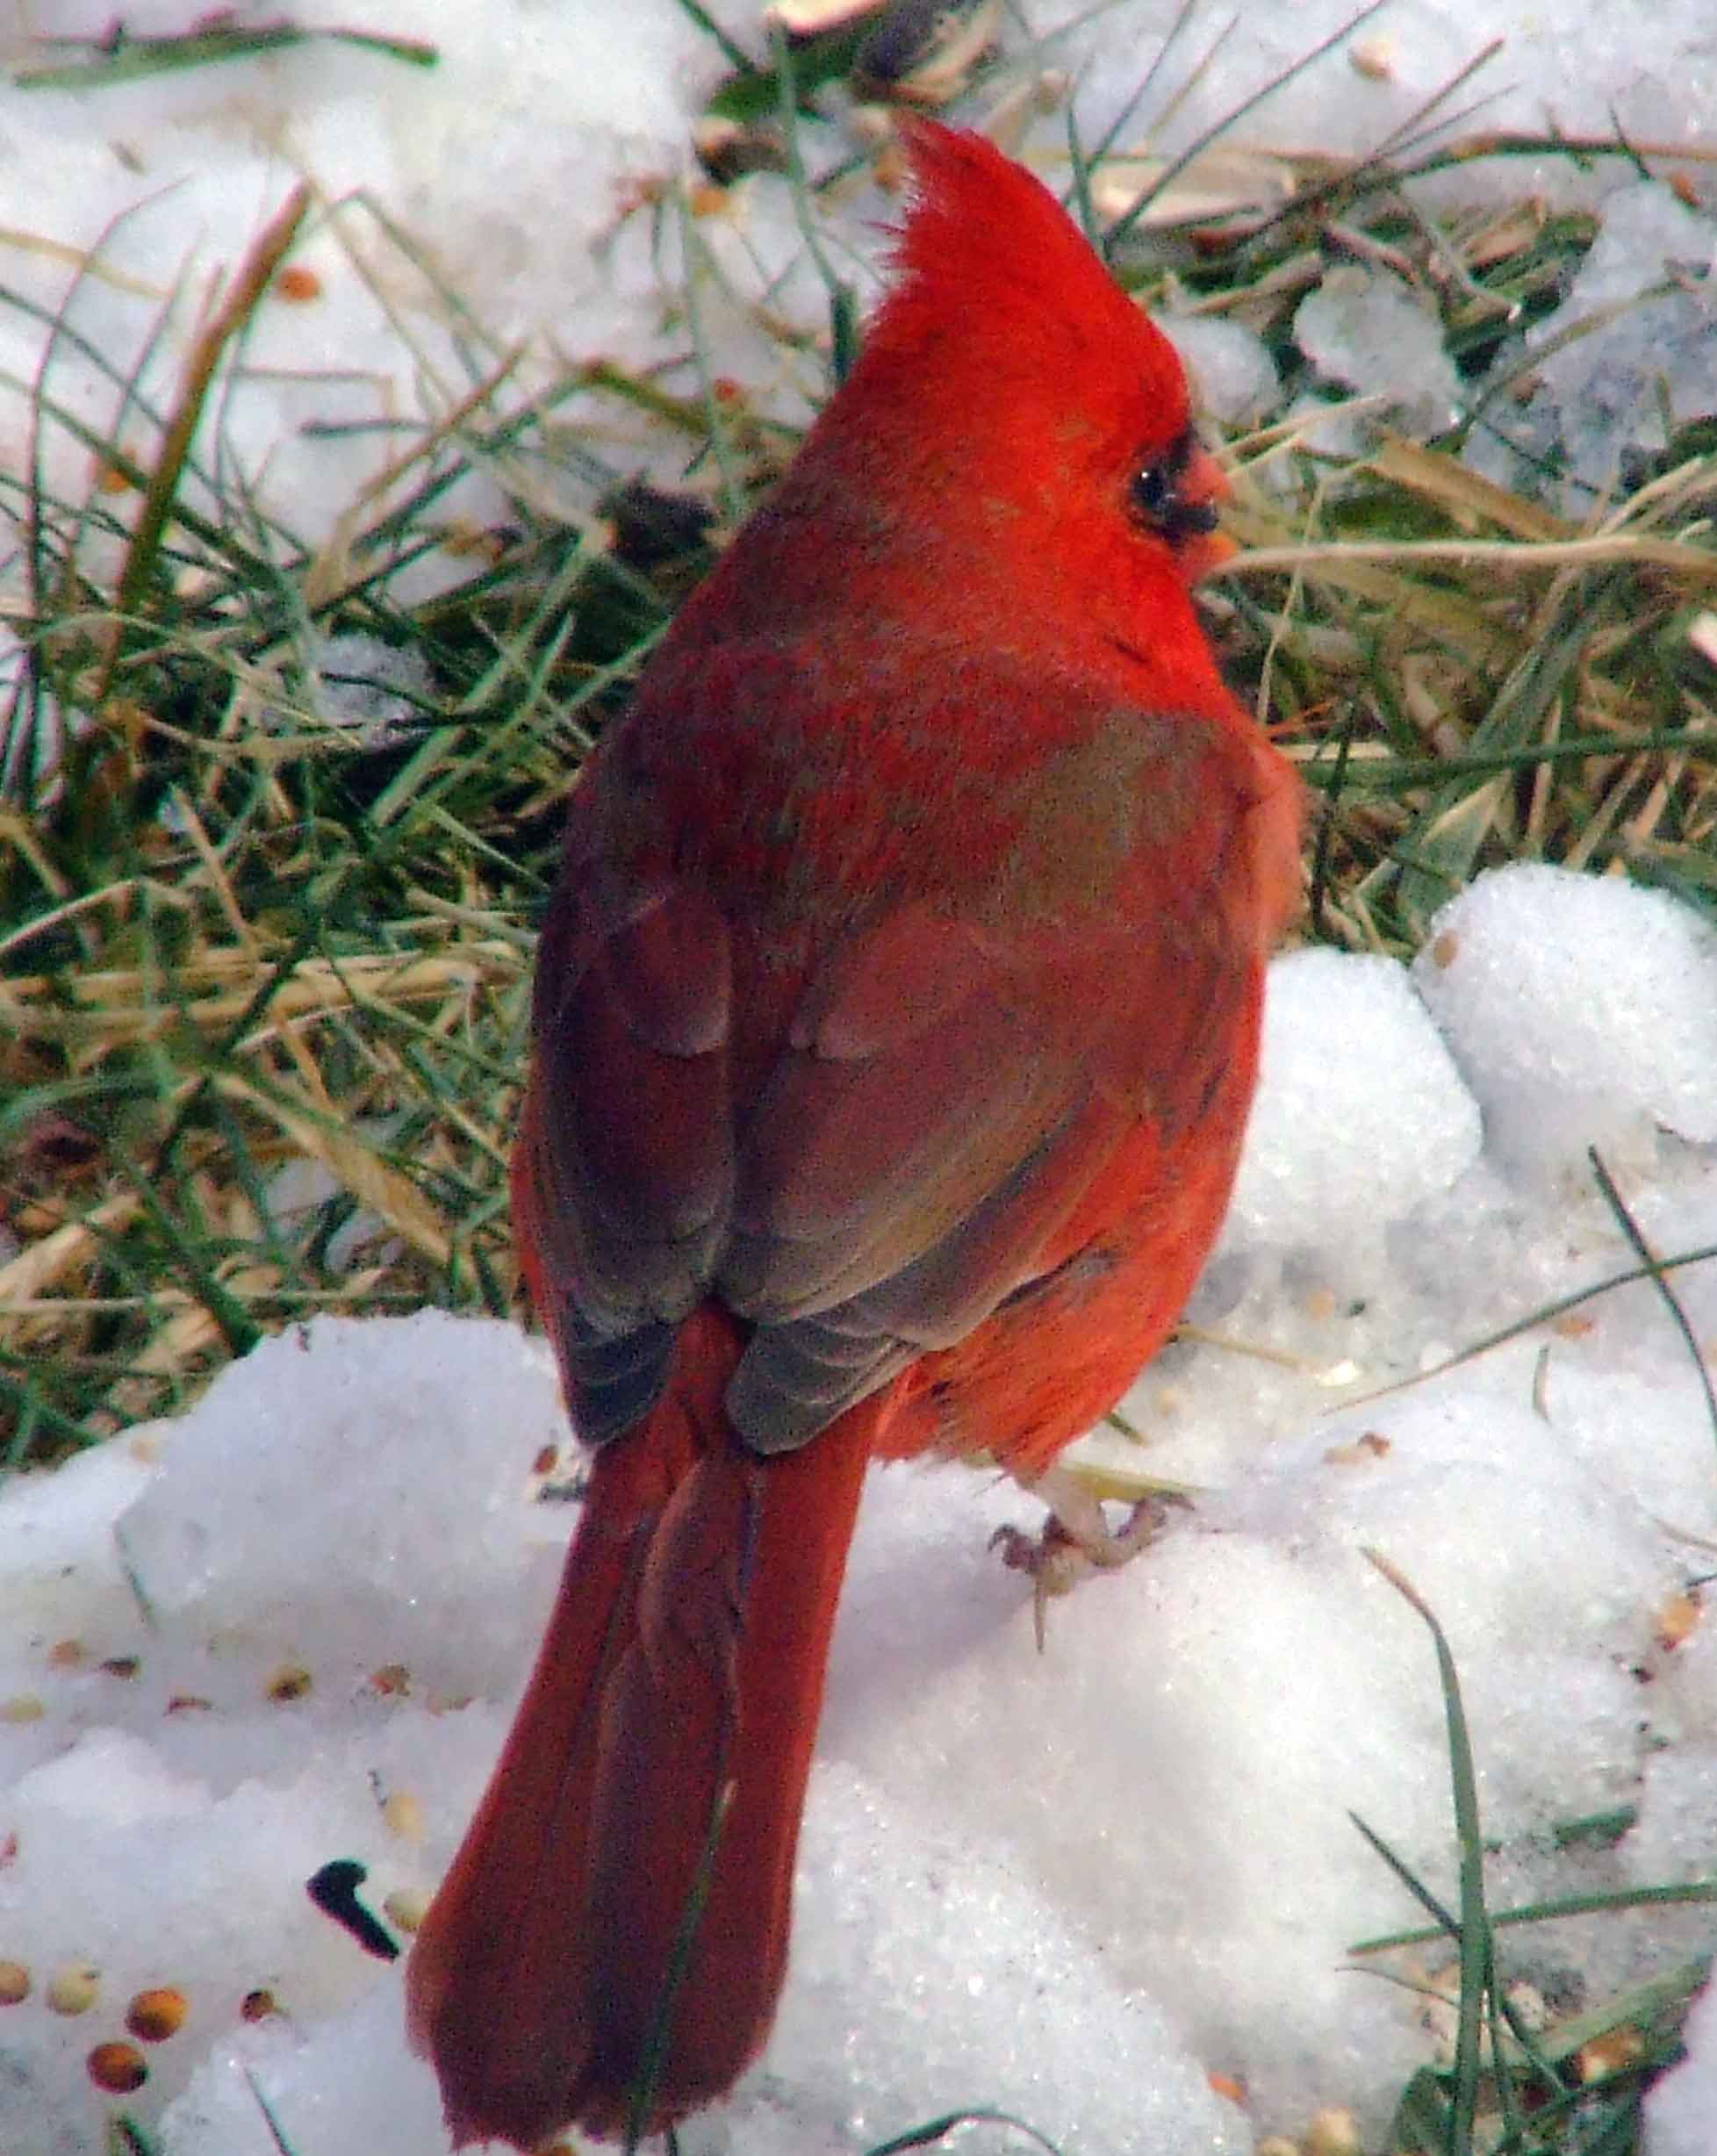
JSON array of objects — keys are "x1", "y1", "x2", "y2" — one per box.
[{"x1": 1176, "y1": 442, "x2": 1238, "y2": 582}]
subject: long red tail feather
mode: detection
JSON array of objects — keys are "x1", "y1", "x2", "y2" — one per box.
[{"x1": 406, "y1": 1308, "x2": 874, "y2": 2148}]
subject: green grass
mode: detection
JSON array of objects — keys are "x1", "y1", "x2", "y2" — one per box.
[
  {"x1": 1355, "y1": 1554, "x2": 1712, "y2": 2155},
  {"x1": 0, "y1": 181, "x2": 739, "y2": 1455},
  {"x1": 4, "y1": 11, "x2": 1716, "y2": 2150}
]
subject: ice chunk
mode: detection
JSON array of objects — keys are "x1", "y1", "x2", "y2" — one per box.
[
  {"x1": 1294, "y1": 266, "x2": 1462, "y2": 437},
  {"x1": 1163, "y1": 313, "x2": 1282, "y2": 425},
  {"x1": 305, "y1": 634, "x2": 436, "y2": 746},
  {"x1": 1469, "y1": 182, "x2": 1717, "y2": 499}
]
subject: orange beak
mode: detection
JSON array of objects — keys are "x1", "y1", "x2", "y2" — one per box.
[{"x1": 1176, "y1": 441, "x2": 1239, "y2": 582}]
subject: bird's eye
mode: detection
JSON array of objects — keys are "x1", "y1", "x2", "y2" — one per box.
[
  {"x1": 1129, "y1": 427, "x2": 1222, "y2": 542},
  {"x1": 1130, "y1": 459, "x2": 1177, "y2": 523}
]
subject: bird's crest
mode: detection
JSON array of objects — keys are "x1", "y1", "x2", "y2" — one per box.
[{"x1": 864, "y1": 120, "x2": 1192, "y2": 445}]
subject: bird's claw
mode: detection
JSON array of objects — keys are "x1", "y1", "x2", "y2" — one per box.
[{"x1": 989, "y1": 1490, "x2": 1189, "y2": 1651}]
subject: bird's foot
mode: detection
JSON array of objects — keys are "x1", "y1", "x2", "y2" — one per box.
[{"x1": 988, "y1": 1466, "x2": 1189, "y2": 1651}]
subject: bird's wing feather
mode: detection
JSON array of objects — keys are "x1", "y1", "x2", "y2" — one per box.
[{"x1": 525, "y1": 698, "x2": 1278, "y2": 1452}]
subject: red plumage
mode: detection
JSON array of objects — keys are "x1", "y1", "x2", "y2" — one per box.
[{"x1": 406, "y1": 119, "x2": 1300, "y2": 2149}]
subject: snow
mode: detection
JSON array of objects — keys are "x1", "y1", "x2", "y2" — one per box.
[
  {"x1": 1412, "y1": 863, "x2": 1717, "y2": 1175},
  {"x1": 3, "y1": 0, "x2": 1716, "y2": 2149},
  {"x1": 1041, "y1": 0, "x2": 1717, "y2": 192},
  {"x1": 0, "y1": 863, "x2": 1712, "y2": 2152},
  {"x1": 1220, "y1": 945, "x2": 1483, "y2": 1268},
  {"x1": 1652, "y1": 1974, "x2": 1717, "y2": 2156}
]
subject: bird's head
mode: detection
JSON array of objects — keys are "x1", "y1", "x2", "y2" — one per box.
[{"x1": 842, "y1": 119, "x2": 1236, "y2": 591}]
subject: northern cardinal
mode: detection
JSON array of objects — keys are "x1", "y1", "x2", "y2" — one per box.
[{"x1": 407, "y1": 120, "x2": 1300, "y2": 2150}]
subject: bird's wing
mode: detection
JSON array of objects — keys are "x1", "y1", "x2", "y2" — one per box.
[{"x1": 520, "y1": 703, "x2": 1289, "y2": 1453}]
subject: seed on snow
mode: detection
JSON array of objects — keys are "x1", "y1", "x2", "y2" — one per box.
[
  {"x1": 383, "y1": 1791, "x2": 424, "y2": 1843},
  {"x1": 384, "y1": 1886, "x2": 433, "y2": 1934},
  {"x1": 1654, "y1": 1590, "x2": 1703, "y2": 1652},
  {"x1": 126, "y1": 1987, "x2": 189, "y2": 2041},
  {"x1": 274, "y1": 263, "x2": 323, "y2": 303},
  {"x1": 87, "y1": 2041, "x2": 147, "y2": 2095},
  {"x1": 47, "y1": 1963, "x2": 100, "y2": 2015},
  {"x1": 1306, "y1": 2109, "x2": 1362, "y2": 2156},
  {"x1": 1348, "y1": 35, "x2": 1396, "y2": 78}
]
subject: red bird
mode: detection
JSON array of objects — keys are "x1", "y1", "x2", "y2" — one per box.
[{"x1": 406, "y1": 120, "x2": 1301, "y2": 2150}]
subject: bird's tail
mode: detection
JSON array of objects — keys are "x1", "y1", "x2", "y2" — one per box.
[{"x1": 405, "y1": 1304, "x2": 873, "y2": 2150}]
